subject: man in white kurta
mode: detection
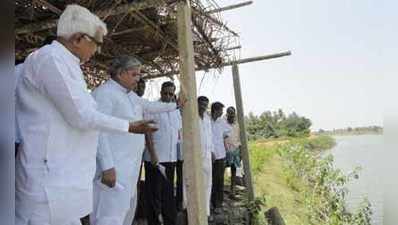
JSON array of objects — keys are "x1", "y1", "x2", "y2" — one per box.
[
  {"x1": 210, "y1": 102, "x2": 231, "y2": 212},
  {"x1": 143, "y1": 81, "x2": 182, "y2": 225},
  {"x1": 90, "y1": 56, "x2": 177, "y2": 225},
  {"x1": 15, "y1": 5, "x2": 157, "y2": 225},
  {"x1": 197, "y1": 96, "x2": 214, "y2": 216}
]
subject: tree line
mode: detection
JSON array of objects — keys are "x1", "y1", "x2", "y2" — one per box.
[{"x1": 245, "y1": 109, "x2": 312, "y2": 140}]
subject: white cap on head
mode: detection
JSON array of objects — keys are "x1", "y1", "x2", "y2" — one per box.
[{"x1": 57, "y1": 4, "x2": 108, "y2": 43}]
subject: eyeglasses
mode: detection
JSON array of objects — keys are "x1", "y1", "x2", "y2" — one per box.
[{"x1": 82, "y1": 34, "x2": 103, "y2": 53}]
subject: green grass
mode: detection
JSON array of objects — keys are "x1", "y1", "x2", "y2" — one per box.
[
  {"x1": 250, "y1": 141, "x2": 309, "y2": 224},
  {"x1": 249, "y1": 135, "x2": 336, "y2": 225}
]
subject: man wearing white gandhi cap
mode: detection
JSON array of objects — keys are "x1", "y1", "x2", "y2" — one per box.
[{"x1": 15, "y1": 5, "x2": 157, "y2": 225}]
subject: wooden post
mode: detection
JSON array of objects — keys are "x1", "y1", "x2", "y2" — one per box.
[
  {"x1": 232, "y1": 63, "x2": 255, "y2": 201},
  {"x1": 177, "y1": 1, "x2": 208, "y2": 225}
]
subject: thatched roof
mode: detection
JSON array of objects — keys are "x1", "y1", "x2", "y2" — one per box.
[{"x1": 15, "y1": 0, "x2": 239, "y2": 88}]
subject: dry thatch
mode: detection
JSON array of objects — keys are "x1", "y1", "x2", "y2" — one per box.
[{"x1": 15, "y1": 0, "x2": 239, "y2": 88}]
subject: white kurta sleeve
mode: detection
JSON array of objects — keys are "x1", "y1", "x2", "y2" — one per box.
[
  {"x1": 33, "y1": 55, "x2": 129, "y2": 133},
  {"x1": 208, "y1": 120, "x2": 215, "y2": 154},
  {"x1": 137, "y1": 97, "x2": 177, "y2": 114},
  {"x1": 93, "y1": 90, "x2": 116, "y2": 171},
  {"x1": 97, "y1": 133, "x2": 114, "y2": 171}
]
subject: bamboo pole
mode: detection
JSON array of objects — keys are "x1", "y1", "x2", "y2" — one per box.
[
  {"x1": 35, "y1": 0, "x2": 62, "y2": 15},
  {"x1": 226, "y1": 51, "x2": 291, "y2": 66},
  {"x1": 231, "y1": 63, "x2": 255, "y2": 202},
  {"x1": 206, "y1": 1, "x2": 253, "y2": 14},
  {"x1": 144, "y1": 51, "x2": 292, "y2": 79},
  {"x1": 177, "y1": 1, "x2": 208, "y2": 225}
]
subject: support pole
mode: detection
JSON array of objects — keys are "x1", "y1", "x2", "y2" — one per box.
[
  {"x1": 144, "y1": 51, "x2": 292, "y2": 80},
  {"x1": 177, "y1": 1, "x2": 208, "y2": 225},
  {"x1": 206, "y1": 1, "x2": 253, "y2": 14},
  {"x1": 232, "y1": 64, "x2": 255, "y2": 201}
]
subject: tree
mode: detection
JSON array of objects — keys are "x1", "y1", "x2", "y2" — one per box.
[{"x1": 245, "y1": 109, "x2": 312, "y2": 140}]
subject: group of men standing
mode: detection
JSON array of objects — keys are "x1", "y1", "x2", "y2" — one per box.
[{"x1": 14, "y1": 4, "x2": 242, "y2": 225}]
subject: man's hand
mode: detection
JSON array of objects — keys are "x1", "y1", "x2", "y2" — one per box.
[
  {"x1": 176, "y1": 95, "x2": 187, "y2": 109},
  {"x1": 150, "y1": 154, "x2": 159, "y2": 166},
  {"x1": 129, "y1": 120, "x2": 158, "y2": 134},
  {"x1": 101, "y1": 167, "x2": 116, "y2": 188}
]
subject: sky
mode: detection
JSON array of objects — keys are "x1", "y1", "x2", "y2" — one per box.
[{"x1": 146, "y1": 0, "x2": 397, "y2": 131}]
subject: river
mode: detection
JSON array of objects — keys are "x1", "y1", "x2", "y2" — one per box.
[{"x1": 328, "y1": 135, "x2": 383, "y2": 225}]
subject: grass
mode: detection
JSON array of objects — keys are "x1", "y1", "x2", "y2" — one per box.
[
  {"x1": 249, "y1": 136, "x2": 335, "y2": 225},
  {"x1": 250, "y1": 140, "x2": 310, "y2": 224}
]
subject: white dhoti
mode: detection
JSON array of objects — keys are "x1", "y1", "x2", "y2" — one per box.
[
  {"x1": 91, "y1": 166, "x2": 140, "y2": 225},
  {"x1": 202, "y1": 154, "x2": 212, "y2": 216},
  {"x1": 15, "y1": 194, "x2": 82, "y2": 225},
  {"x1": 91, "y1": 183, "x2": 136, "y2": 225}
]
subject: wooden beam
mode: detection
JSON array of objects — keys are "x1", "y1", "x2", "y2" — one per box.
[
  {"x1": 232, "y1": 63, "x2": 255, "y2": 202},
  {"x1": 206, "y1": 1, "x2": 253, "y2": 14},
  {"x1": 143, "y1": 51, "x2": 292, "y2": 79},
  {"x1": 226, "y1": 51, "x2": 291, "y2": 66},
  {"x1": 177, "y1": 1, "x2": 208, "y2": 225}
]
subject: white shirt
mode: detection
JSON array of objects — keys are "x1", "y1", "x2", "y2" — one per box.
[
  {"x1": 91, "y1": 80, "x2": 176, "y2": 221},
  {"x1": 93, "y1": 80, "x2": 178, "y2": 170},
  {"x1": 199, "y1": 113, "x2": 214, "y2": 159},
  {"x1": 225, "y1": 121, "x2": 241, "y2": 150},
  {"x1": 144, "y1": 102, "x2": 182, "y2": 163},
  {"x1": 15, "y1": 41, "x2": 129, "y2": 224},
  {"x1": 211, "y1": 117, "x2": 231, "y2": 159}
]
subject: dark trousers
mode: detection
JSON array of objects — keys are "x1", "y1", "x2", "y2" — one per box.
[
  {"x1": 144, "y1": 161, "x2": 177, "y2": 225},
  {"x1": 211, "y1": 158, "x2": 226, "y2": 208},
  {"x1": 176, "y1": 160, "x2": 184, "y2": 210},
  {"x1": 230, "y1": 164, "x2": 237, "y2": 191}
]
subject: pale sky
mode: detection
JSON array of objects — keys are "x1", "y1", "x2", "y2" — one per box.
[{"x1": 147, "y1": 0, "x2": 397, "y2": 131}]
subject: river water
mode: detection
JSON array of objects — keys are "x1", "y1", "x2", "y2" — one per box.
[{"x1": 328, "y1": 135, "x2": 383, "y2": 225}]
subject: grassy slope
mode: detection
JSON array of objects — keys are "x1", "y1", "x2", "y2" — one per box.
[
  {"x1": 250, "y1": 136, "x2": 335, "y2": 224},
  {"x1": 250, "y1": 140, "x2": 309, "y2": 225}
]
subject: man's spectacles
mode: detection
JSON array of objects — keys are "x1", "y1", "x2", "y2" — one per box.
[{"x1": 82, "y1": 34, "x2": 103, "y2": 53}]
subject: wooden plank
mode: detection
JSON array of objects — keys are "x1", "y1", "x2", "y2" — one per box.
[
  {"x1": 177, "y1": 1, "x2": 208, "y2": 225},
  {"x1": 232, "y1": 63, "x2": 255, "y2": 202}
]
